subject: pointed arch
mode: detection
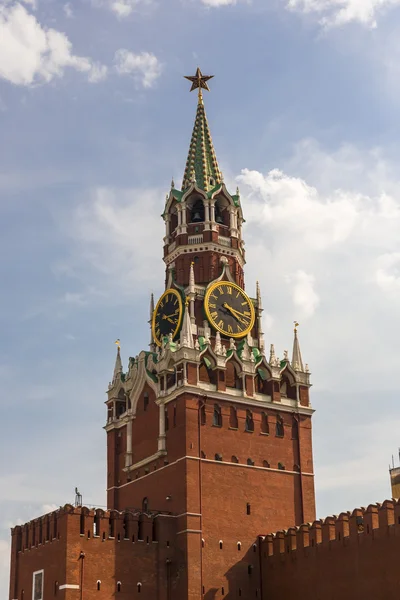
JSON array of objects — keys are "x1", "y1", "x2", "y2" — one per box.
[
  {"x1": 245, "y1": 409, "x2": 254, "y2": 432},
  {"x1": 261, "y1": 412, "x2": 269, "y2": 434},
  {"x1": 255, "y1": 361, "x2": 273, "y2": 395},
  {"x1": 229, "y1": 406, "x2": 238, "y2": 429},
  {"x1": 276, "y1": 414, "x2": 284, "y2": 437},
  {"x1": 226, "y1": 358, "x2": 242, "y2": 390},
  {"x1": 280, "y1": 365, "x2": 297, "y2": 400},
  {"x1": 129, "y1": 354, "x2": 158, "y2": 416},
  {"x1": 199, "y1": 352, "x2": 217, "y2": 385},
  {"x1": 213, "y1": 404, "x2": 222, "y2": 427}
]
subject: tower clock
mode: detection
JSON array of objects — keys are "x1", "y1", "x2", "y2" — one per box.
[
  {"x1": 152, "y1": 289, "x2": 183, "y2": 346},
  {"x1": 204, "y1": 281, "x2": 255, "y2": 338}
]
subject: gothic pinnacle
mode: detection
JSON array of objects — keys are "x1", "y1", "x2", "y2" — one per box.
[
  {"x1": 113, "y1": 340, "x2": 123, "y2": 383},
  {"x1": 292, "y1": 322, "x2": 304, "y2": 372}
]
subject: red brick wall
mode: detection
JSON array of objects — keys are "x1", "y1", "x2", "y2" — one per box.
[
  {"x1": 261, "y1": 500, "x2": 400, "y2": 600},
  {"x1": 10, "y1": 506, "x2": 182, "y2": 600}
]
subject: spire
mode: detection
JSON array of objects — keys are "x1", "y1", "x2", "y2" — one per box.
[
  {"x1": 149, "y1": 293, "x2": 155, "y2": 350},
  {"x1": 113, "y1": 341, "x2": 123, "y2": 383},
  {"x1": 182, "y1": 69, "x2": 223, "y2": 192},
  {"x1": 256, "y1": 281, "x2": 265, "y2": 352},
  {"x1": 180, "y1": 300, "x2": 194, "y2": 349},
  {"x1": 292, "y1": 323, "x2": 304, "y2": 372},
  {"x1": 149, "y1": 293, "x2": 155, "y2": 321}
]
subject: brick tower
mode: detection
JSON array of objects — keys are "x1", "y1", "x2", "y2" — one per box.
[
  {"x1": 105, "y1": 69, "x2": 316, "y2": 598},
  {"x1": 9, "y1": 69, "x2": 315, "y2": 600}
]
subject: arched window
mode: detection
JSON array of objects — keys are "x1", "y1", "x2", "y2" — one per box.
[
  {"x1": 293, "y1": 464, "x2": 300, "y2": 472},
  {"x1": 213, "y1": 404, "x2": 222, "y2": 427},
  {"x1": 142, "y1": 497, "x2": 149, "y2": 512},
  {"x1": 97, "y1": 581, "x2": 101, "y2": 591},
  {"x1": 215, "y1": 453, "x2": 223, "y2": 462},
  {"x1": 248, "y1": 565, "x2": 253, "y2": 575},
  {"x1": 201, "y1": 450, "x2": 206, "y2": 459},
  {"x1": 219, "y1": 540, "x2": 223, "y2": 549},
  {"x1": 246, "y1": 503, "x2": 251, "y2": 515},
  {"x1": 276, "y1": 415, "x2": 284, "y2": 437},
  {"x1": 261, "y1": 412, "x2": 269, "y2": 434},
  {"x1": 117, "y1": 581, "x2": 121, "y2": 592},
  {"x1": 247, "y1": 458, "x2": 255, "y2": 466},
  {"x1": 263, "y1": 460, "x2": 270, "y2": 468},
  {"x1": 191, "y1": 199, "x2": 205, "y2": 223},
  {"x1": 231, "y1": 455, "x2": 239, "y2": 464},
  {"x1": 137, "y1": 582, "x2": 142, "y2": 593},
  {"x1": 143, "y1": 392, "x2": 149, "y2": 412},
  {"x1": 278, "y1": 462, "x2": 285, "y2": 470},
  {"x1": 173, "y1": 405, "x2": 177, "y2": 427},
  {"x1": 200, "y1": 404, "x2": 206, "y2": 425},
  {"x1": 226, "y1": 361, "x2": 241, "y2": 389},
  {"x1": 229, "y1": 406, "x2": 238, "y2": 429},
  {"x1": 245, "y1": 410, "x2": 254, "y2": 432},
  {"x1": 237, "y1": 542, "x2": 241, "y2": 551},
  {"x1": 54, "y1": 581, "x2": 58, "y2": 595},
  {"x1": 292, "y1": 417, "x2": 299, "y2": 440}
]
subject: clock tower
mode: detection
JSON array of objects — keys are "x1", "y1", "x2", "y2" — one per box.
[{"x1": 105, "y1": 69, "x2": 316, "y2": 599}]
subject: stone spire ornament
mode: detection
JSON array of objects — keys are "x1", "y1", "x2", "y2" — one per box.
[
  {"x1": 256, "y1": 281, "x2": 265, "y2": 352},
  {"x1": 214, "y1": 330, "x2": 223, "y2": 355},
  {"x1": 269, "y1": 343, "x2": 277, "y2": 366},
  {"x1": 182, "y1": 69, "x2": 223, "y2": 192},
  {"x1": 180, "y1": 299, "x2": 194, "y2": 349},
  {"x1": 292, "y1": 322, "x2": 304, "y2": 372},
  {"x1": 113, "y1": 340, "x2": 123, "y2": 383},
  {"x1": 149, "y1": 293, "x2": 155, "y2": 350}
]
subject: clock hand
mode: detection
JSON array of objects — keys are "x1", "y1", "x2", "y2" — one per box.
[
  {"x1": 223, "y1": 303, "x2": 248, "y2": 325},
  {"x1": 224, "y1": 304, "x2": 249, "y2": 319},
  {"x1": 162, "y1": 312, "x2": 179, "y2": 320},
  {"x1": 165, "y1": 317, "x2": 178, "y2": 324}
]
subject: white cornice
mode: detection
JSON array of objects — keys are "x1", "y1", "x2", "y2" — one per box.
[{"x1": 164, "y1": 242, "x2": 245, "y2": 268}]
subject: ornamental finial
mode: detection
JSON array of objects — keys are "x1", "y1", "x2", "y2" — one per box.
[
  {"x1": 184, "y1": 67, "x2": 214, "y2": 104},
  {"x1": 294, "y1": 321, "x2": 299, "y2": 333}
]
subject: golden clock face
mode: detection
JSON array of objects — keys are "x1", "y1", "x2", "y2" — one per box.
[
  {"x1": 204, "y1": 281, "x2": 255, "y2": 338},
  {"x1": 152, "y1": 289, "x2": 183, "y2": 347}
]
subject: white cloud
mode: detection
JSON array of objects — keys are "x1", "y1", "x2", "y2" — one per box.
[
  {"x1": 287, "y1": 270, "x2": 320, "y2": 317},
  {"x1": 0, "y1": 2, "x2": 106, "y2": 85},
  {"x1": 374, "y1": 252, "x2": 400, "y2": 292},
  {"x1": 236, "y1": 141, "x2": 400, "y2": 379},
  {"x1": 88, "y1": 63, "x2": 108, "y2": 83},
  {"x1": 63, "y1": 2, "x2": 73, "y2": 18},
  {"x1": 65, "y1": 186, "x2": 164, "y2": 297},
  {"x1": 114, "y1": 50, "x2": 162, "y2": 88},
  {"x1": 0, "y1": 539, "x2": 10, "y2": 600},
  {"x1": 201, "y1": 0, "x2": 237, "y2": 5},
  {"x1": 93, "y1": 0, "x2": 152, "y2": 18},
  {"x1": 286, "y1": 0, "x2": 400, "y2": 28}
]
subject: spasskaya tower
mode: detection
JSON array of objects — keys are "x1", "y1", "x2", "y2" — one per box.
[
  {"x1": 105, "y1": 69, "x2": 316, "y2": 598},
  {"x1": 9, "y1": 69, "x2": 316, "y2": 600}
]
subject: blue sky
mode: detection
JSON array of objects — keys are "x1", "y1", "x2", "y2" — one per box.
[{"x1": 2, "y1": 0, "x2": 400, "y2": 593}]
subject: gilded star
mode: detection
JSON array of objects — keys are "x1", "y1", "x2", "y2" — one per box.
[{"x1": 184, "y1": 68, "x2": 214, "y2": 93}]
